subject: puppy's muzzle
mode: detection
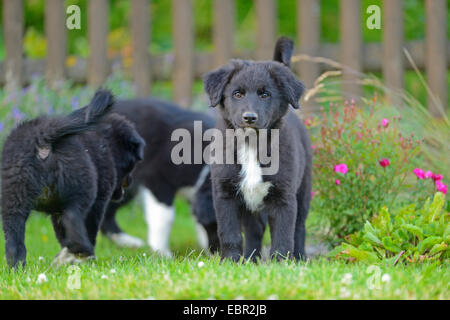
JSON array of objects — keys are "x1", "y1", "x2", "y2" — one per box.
[{"x1": 242, "y1": 112, "x2": 258, "y2": 125}]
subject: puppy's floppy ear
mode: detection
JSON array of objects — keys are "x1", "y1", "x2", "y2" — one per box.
[
  {"x1": 203, "y1": 60, "x2": 244, "y2": 107},
  {"x1": 268, "y1": 64, "x2": 305, "y2": 109},
  {"x1": 273, "y1": 36, "x2": 294, "y2": 67},
  {"x1": 128, "y1": 131, "x2": 145, "y2": 161}
]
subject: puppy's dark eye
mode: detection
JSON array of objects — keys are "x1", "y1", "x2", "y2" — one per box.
[
  {"x1": 259, "y1": 91, "x2": 271, "y2": 99},
  {"x1": 233, "y1": 90, "x2": 244, "y2": 99}
]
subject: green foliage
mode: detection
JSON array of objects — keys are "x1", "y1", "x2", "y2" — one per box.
[
  {"x1": 23, "y1": 27, "x2": 47, "y2": 58},
  {"x1": 310, "y1": 99, "x2": 426, "y2": 246},
  {"x1": 331, "y1": 192, "x2": 450, "y2": 265}
]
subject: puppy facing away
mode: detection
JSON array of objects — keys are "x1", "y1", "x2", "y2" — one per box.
[
  {"x1": 1, "y1": 90, "x2": 145, "y2": 267},
  {"x1": 99, "y1": 98, "x2": 219, "y2": 256},
  {"x1": 203, "y1": 37, "x2": 312, "y2": 262}
]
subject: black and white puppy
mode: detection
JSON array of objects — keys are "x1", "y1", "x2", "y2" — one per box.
[
  {"x1": 203, "y1": 37, "x2": 312, "y2": 262},
  {"x1": 99, "y1": 98, "x2": 219, "y2": 256},
  {"x1": 1, "y1": 90, "x2": 145, "y2": 267}
]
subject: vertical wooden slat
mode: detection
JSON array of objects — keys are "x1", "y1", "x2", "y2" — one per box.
[
  {"x1": 88, "y1": 0, "x2": 109, "y2": 88},
  {"x1": 131, "y1": 0, "x2": 151, "y2": 97},
  {"x1": 172, "y1": 0, "x2": 194, "y2": 108},
  {"x1": 297, "y1": 0, "x2": 320, "y2": 115},
  {"x1": 213, "y1": 0, "x2": 234, "y2": 67},
  {"x1": 425, "y1": 0, "x2": 447, "y2": 117},
  {"x1": 383, "y1": 0, "x2": 404, "y2": 105},
  {"x1": 45, "y1": 0, "x2": 67, "y2": 87},
  {"x1": 3, "y1": 0, "x2": 24, "y2": 91},
  {"x1": 340, "y1": 0, "x2": 362, "y2": 100},
  {"x1": 255, "y1": 0, "x2": 276, "y2": 60}
]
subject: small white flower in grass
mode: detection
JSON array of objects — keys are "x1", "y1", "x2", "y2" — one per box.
[
  {"x1": 101, "y1": 274, "x2": 108, "y2": 280},
  {"x1": 381, "y1": 273, "x2": 391, "y2": 283},
  {"x1": 339, "y1": 287, "x2": 351, "y2": 298},
  {"x1": 37, "y1": 273, "x2": 48, "y2": 284},
  {"x1": 267, "y1": 294, "x2": 278, "y2": 300},
  {"x1": 26, "y1": 277, "x2": 31, "y2": 283},
  {"x1": 197, "y1": 261, "x2": 205, "y2": 268},
  {"x1": 143, "y1": 253, "x2": 147, "y2": 257},
  {"x1": 341, "y1": 273, "x2": 353, "y2": 285},
  {"x1": 38, "y1": 256, "x2": 44, "y2": 262},
  {"x1": 110, "y1": 269, "x2": 116, "y2": 274}
]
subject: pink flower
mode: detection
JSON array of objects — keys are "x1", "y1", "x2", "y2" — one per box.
[
  {"x1": 334, "y1": 163, "x2": 348, "y2": 175},
  {"x1": 311, "y1": 191, "x2": 316, "y2": 199},
  {"x1": 413, "y1": 168, "x2": 425, "y2": 179},
  {"x1": 304, "y1": 119, "x2": 312, "y2": 127},
  {"x1": 432, "y1": 173, "x2": 443, "y2": 182},
  {"x1": 424, "y1": 171, "x2": 433, "y2": 179},
  {"x1": 435, "y1": 180, "x2": 447, "y2": 194},
  {"x1": 381, "y1": 118, "x2": 390, "y2": 128},
  {"x1": 311, "y1": 145, "x2": 317, "y2": 150},
  {"x1": 335, "y1": 179, "x2": 341, "y2": 185},
  {"x1": 379, "y1": 158, "x2": 390, "y2": 168}
]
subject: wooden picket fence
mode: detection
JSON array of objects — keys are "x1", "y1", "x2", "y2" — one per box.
[{"x1": 1, "y1": 0, "x2": 448, "y2": 116}]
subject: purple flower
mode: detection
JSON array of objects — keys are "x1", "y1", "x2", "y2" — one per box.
[
  {"x1": 71, "y1": 97, "x2": 79, "y2": 110},
  {"x1": 12, "y1": 108, "x2": 24, "y2": 120},
  {"x1": 0, "y1": 122, "x2": 4, "y2": 133}
]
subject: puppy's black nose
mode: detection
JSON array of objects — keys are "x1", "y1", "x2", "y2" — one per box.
[{"x1": 242, "y1": 112, "x2": 258, "y2": 124}]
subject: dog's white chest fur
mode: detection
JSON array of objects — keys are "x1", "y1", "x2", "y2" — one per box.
[{"x1": 238, "y1": 143, "x2": 272, "y2": 212}]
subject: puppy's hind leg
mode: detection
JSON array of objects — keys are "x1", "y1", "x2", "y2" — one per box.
[
  {"x1": 1, "y1": 177, "x2": 36, "y2": 268},
  {"x1": 141, "y1": 186, "x2": 175, "y2": 257},
  {"x1": 2, "y1": 205, "x2": 32, "y2": 268}
]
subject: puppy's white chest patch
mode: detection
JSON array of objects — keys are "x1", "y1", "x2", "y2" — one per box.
[{"x1": 238, "y1": 144, "x2": 272, "y2": 212}]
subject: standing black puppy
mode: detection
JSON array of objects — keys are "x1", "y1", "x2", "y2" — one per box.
[
  {"x1": 1, "y1": 90, "x2": 145, "y2": 267},
  {"x1": 203, "y1": 37, "x2": 312, "y2": 261}
]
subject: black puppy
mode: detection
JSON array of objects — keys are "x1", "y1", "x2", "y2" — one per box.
[
  {"x1": 99, "y1": 98, "x2": 219, "y2": 256},
  {"x1": 203, "y1": 37, "x2": 312, "y2": 262},
  {"x1": 1, "y1": 90, "x2": 145, "y2": 267}
]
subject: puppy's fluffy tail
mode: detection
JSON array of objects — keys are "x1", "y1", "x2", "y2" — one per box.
[{"x1": 39, "y1": 89, "x2": 115, "y2": 145}]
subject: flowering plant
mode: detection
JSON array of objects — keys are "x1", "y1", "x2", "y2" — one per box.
[{"x1": 307, "y1": 99, "x2": 446, "y2": 247}]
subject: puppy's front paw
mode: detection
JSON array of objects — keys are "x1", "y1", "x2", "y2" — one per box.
[{"x1": 52, "y1": 247, "x2": 95, "y2": 266}]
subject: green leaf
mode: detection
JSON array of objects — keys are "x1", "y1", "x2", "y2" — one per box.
[
  {"x1": 381, "y1": 237, "x2": 402, "y2": 253},
  {"x1": 401, "y1": 224, "x2": 424, "y2": 240},
  {"x1": 429, "y1": 242, "x2": 448, "y2": 256},
  {"x1": 417, "y1": 236, "x2": 442, "y2": 254}
]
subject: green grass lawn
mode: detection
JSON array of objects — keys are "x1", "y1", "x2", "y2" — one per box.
[{"x1": 0, "y1": 197, "x2": 448, "y2": 300}]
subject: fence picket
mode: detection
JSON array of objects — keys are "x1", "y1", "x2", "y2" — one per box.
[
  {"x1": 131, "y1": 0, "x2": 151, "y2": 97},
  {"x1": 425, "y1": 0, "x2": 448, "y2": 117}
]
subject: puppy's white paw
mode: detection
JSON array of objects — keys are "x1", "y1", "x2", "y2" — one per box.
[
  {"x1": 52, "y1": 247, "x2": 95, "y2": 266},
  {"x1": 151, "y1": 248, "x2": 173, "y2": 258},
  {"x1": 108, "y1": 232, "x2": 145, "y2": 248}
]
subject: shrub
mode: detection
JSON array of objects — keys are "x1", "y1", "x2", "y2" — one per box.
[
  {"x1": 330, "y1": 192, "x2": 449, "y2": 265},
  {"x1": 308, "y1": 99, "x2": 445, "y2": 246}
]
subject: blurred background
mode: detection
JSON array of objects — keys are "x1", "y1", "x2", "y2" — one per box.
[{"x1": 0, "y1": 0, "x2": 448, "y2": 114}]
